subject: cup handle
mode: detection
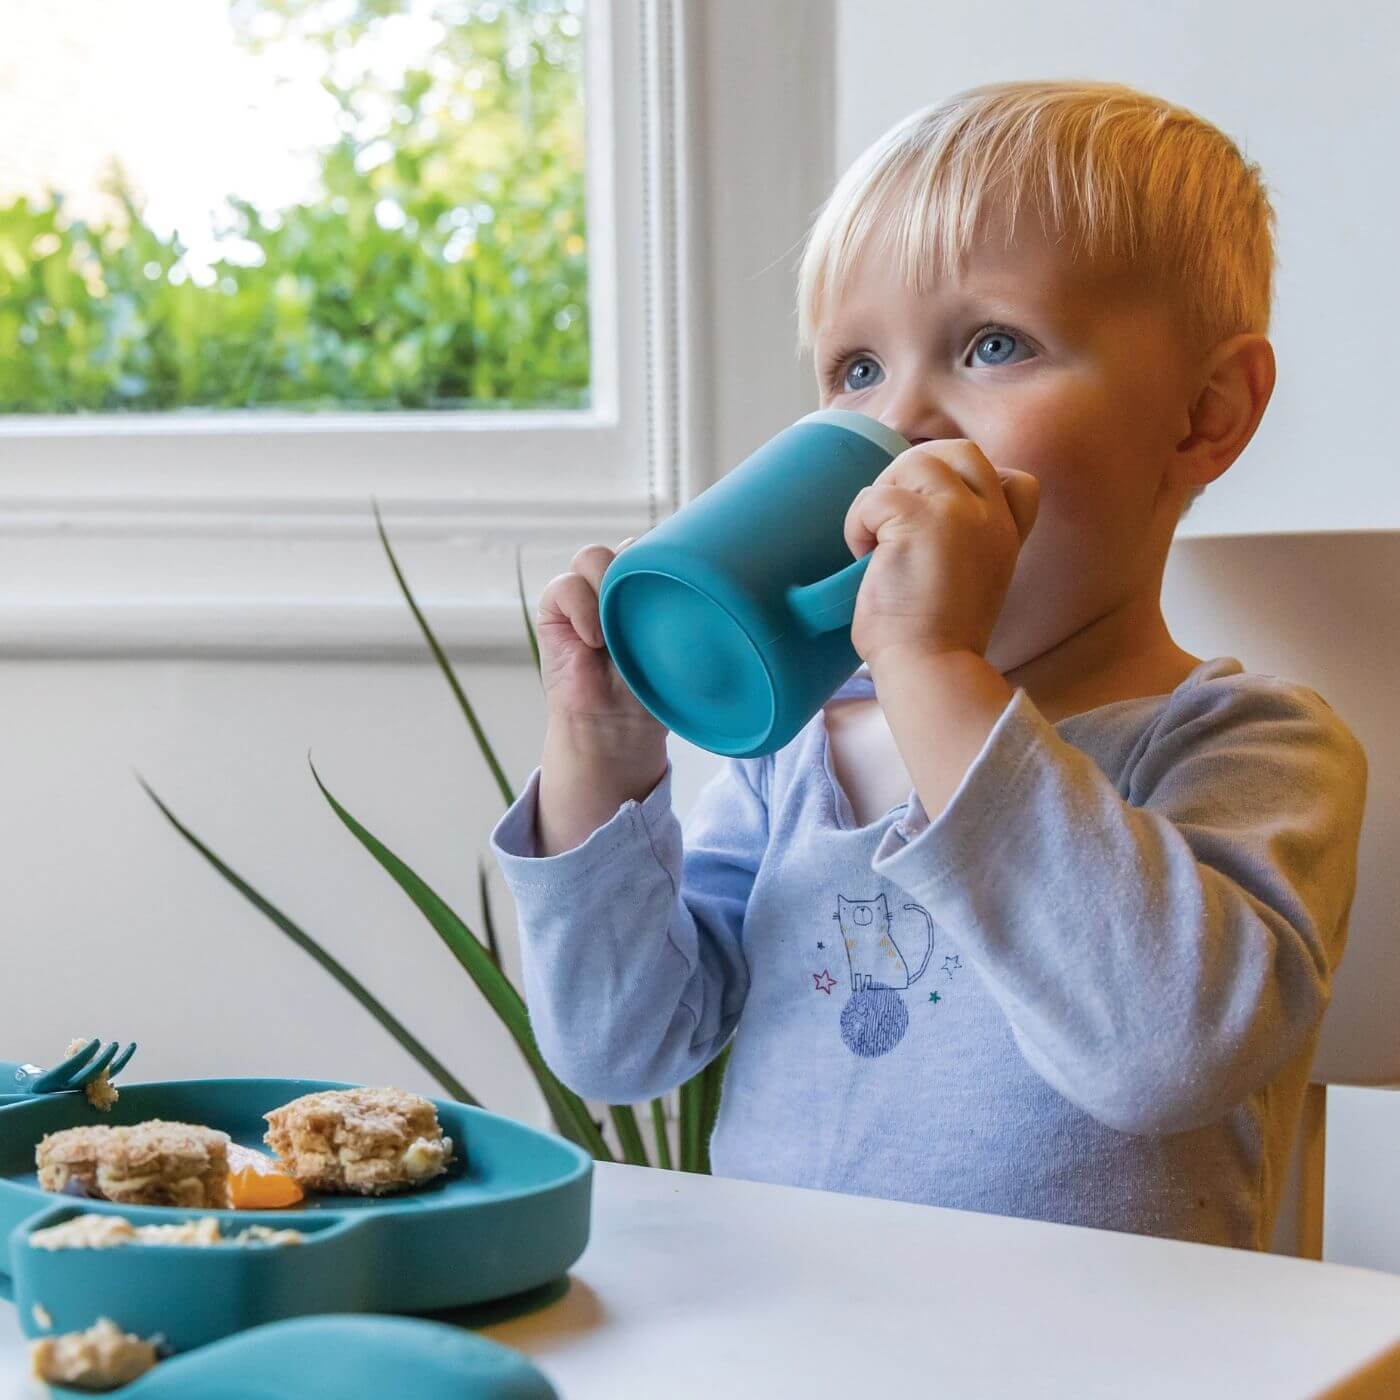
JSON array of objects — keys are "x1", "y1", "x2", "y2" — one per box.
[{"x1": 786, "y1": 553, "x2": 872, "y2": 635}]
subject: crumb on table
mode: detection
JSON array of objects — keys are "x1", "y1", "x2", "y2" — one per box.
[{"x1": 29, "y1": 1316, "x2": 158, "y2": 1391}]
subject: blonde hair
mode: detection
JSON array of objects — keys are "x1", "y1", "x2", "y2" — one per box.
[
  {"x1": 796, "y1": 80, "x2": 1276, "y2": 359},
  {"x1": 795, "y1": 78, "x2": 1276, "y2": 515}
]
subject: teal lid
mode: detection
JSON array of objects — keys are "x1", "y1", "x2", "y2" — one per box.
[
  {"x1": 794, "y1": 407, "x2": 910, "y2": 457},
  {"x1": 65, "y1": 1315, "x2": 559, "y2": 1399},
  {"x1": 601, "y1": 570, "x2": 776, "y2": 756}
]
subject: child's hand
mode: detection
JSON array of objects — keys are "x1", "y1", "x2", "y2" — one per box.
[
  {"x1": 535, "y1": 541, "x2": 669, "y2": 855},
  {"x1": 843, "y1": 440, "x2": 1040, "y2": 669},
  {"x1": 537, "y1": 541, "x2": 669, "y2": 743}
]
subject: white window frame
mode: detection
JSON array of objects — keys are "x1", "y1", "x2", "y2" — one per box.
[{"x1": 0, "y1": 0, "x2": 834, "y2": 659}]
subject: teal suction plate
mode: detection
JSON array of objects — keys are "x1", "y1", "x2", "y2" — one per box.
[{"x1": 0, "y1": 1077, "x2": 591, "y2": 1356}]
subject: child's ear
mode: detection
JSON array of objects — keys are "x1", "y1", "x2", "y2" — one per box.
[{"x1": 1173, "y1": 333, "x2": 1276, "y2": 488}]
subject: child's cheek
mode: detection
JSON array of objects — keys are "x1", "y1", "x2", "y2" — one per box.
[{"x1": 989, "y1": 382, "x2": 1146, "y2": 519}]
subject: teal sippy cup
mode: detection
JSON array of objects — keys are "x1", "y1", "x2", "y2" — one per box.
[{"x1": 598, "y1": 408, "x2": 910, "y2": 757}]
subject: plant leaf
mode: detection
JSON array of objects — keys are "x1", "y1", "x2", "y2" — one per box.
[
  {"x1": 515, "y1": 546, "x2": 542, "y2": 680},
  {"x1": 697, "y1": 1045, "x2": 731, "y2": 1175},
  {"x1": 649, "y1": 1097, "x2": 672, "y2": 1171},
  {"x1": 139, "y1": 778, "x2": 480, "y2": 1107},
  {"x1": 308, "y1": 759, "x2": 613, "y2": 1162},
  {"x1": 678, "y1": 1071, "x2": 705, "y2": 1173},
  {"x1": 372, "y1": 500, "x2": 514, "y2": 808},
  {"x1": 608, "y1": 1104, "x2": 650, "y2": 1167},
  {"x1": 476, "y1": 858, "x2": 501, "y2": 971}
]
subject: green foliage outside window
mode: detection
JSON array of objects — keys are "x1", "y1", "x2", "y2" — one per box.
[{"x1": 0, "y1": 0, "x2": 589, "y2": 415}]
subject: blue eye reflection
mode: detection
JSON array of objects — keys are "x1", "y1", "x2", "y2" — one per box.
[
  {"x1": 971, "y1": 330, "x2": 1029, "y2": 367},
  {"x1": 842, "y1": 356, "x2": 883, "y2": 392}
]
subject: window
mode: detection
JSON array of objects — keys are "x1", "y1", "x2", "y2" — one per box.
[
  {"x1": 0, "y1": 0, "x2": 651, "y2": 505},
  {"x1": 0, "y1": 1, "x2": 833, "y2": 657},
  {"x1": 0, "y1": 0, "x2": 590, "y2": 417}
]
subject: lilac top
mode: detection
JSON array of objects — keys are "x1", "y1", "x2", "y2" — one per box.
[{"x1": 491, "y1": 658, "x2": 1367, "y2": 1247}]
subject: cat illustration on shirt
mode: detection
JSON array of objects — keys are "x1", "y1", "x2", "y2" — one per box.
[
  {"x1": 830, "y1": 894, "x2": 935, "y2": 1057},
  {"x1": 834, "y1": 893, "x2": 934, "y2": 991}
]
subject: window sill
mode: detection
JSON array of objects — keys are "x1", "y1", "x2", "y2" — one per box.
[
  {"x1": 0, "y1": 595, "x2": 528, "y2": 661},
  {"x1": 0, "y1": 494, "x2": 649, "y2": 660}
]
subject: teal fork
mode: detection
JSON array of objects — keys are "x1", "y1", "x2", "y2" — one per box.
[{"x1": 8, "y1": 1040, "x2": 137, "y2": 1096}]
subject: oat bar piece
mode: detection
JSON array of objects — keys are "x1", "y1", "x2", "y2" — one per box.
[
  {"x1": 95, "y1": 1120, "x2": 231, "y2": 1209},
  {"x1": 35, "y1": 1126, "x2": 110, "y2": 1197},
  {"x1": 264, "y1": 1087, "x2": 454, "y2": 1196}
]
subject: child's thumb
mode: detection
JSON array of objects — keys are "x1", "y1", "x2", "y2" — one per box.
[{"x1": 999, "y1": 470, "x2": 1040, "y2": 543}]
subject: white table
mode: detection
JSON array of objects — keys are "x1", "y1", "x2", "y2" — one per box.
[{"x1": 3, "y1": 1162, "x2": 1399, "y2": 1397}]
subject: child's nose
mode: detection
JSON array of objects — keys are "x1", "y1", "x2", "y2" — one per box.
[{"x1": 876, "y1": 388, "x2": 961, "y2": 446}]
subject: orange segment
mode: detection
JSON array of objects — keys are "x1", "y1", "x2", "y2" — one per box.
[
  {"x1": 227, "y1": 1167, "x2": 304, "y2": 1210},
  {"x1": 225, "y1": 1143, "x2": 304, "y2": 1209}
]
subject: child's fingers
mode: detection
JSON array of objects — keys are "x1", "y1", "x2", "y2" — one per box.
[
  {"x1": 883, "y1": 446, "x2": 1039, "y2": 544},
  {"x1": 883, "y1": 441, "x2": 999, "y2": 503},
  {"x1": 539, "y1": 572, "x2": 606, "y2": 649},
  {"x1": 997, "y1": 470, "x2": 1040, "y2": 542},
  {"x1": 843, "y1": 483, "x2": 925, "y2": 556},
  {"x1": 540, "y1": 539, "x2": 641, "y2": 652},
  {"x1": 569, "y1": 542, "x2": 617, "y2": 594}
]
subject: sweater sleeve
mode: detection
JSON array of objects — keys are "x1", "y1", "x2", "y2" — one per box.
[
  {"x1": 488, "y1": 755, "x2": 767, "y2": 1103},
  {"x1": 870, "y1": 675, "x2": 1368, "y2": 1136}
]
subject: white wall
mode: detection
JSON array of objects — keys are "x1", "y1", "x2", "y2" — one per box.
[
  {"x1": 0, "y1": 645, "x2": 716, "y2": 1126},
  {"x1": 0, "y1": 654, "x2": 550, "y2": 1114},
  {"x1": 835, "y1": 0, "x2": 1400, "y2": 536}
]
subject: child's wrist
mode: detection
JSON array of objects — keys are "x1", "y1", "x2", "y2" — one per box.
[
  {"x1": 543, "y1": 710, "x2": 668, "y2": 768},
  {"x1": 536, "y1": 733, "x2": 667, "y2": 857},
  {"x1": 539, "y1": 719, "x2": 668, "y2": 852}
]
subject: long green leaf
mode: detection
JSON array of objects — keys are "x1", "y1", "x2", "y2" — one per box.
[
  {"x1": 309, "y1": 760, "x2": 613, "y2": 1162},
  {"x1": 314, "y1": 767, "x2": 600, "y2": 1159},
  {"x1": 139, "y1": 778, "x2": 480, "y2": 1107},
  {"x1": 608, "y1": 1104, "x2": 650, "y2": 1167},
  {"x1": 476, "y1": 858, "x2": 502, "y2": 971},
  {"x1": 372, "y1": 500, "x2": 514, "y2": 808},
  {"x1": 649, "y1": 1097, "x2": 673, "y2": 1171},
  {"x1": 678, "y1": 1072, "x2": 705, "y2": 1173},
  {"x1": 697, "y1": 1045, "x2": 731, "y2": 1175},
  {"x1": 515, "y1": 546, "x2": 541, "y2": 679}
]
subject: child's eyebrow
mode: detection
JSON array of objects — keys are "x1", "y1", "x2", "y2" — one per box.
[
  {"x1": 812, "y1": 304, "x2": 883, "y2": 343},
  {"x1": 815, "y1": 275, "x2": 1098, "y2": 351},
  {"x1": 948, "y1": 280, "x2": 1110, "y2": 342}
]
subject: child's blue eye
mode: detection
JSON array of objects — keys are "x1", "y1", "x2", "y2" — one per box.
[
  {"x1": 842, "y1": 356, "x2": 883, "y2": 392},
  {"x1": 970, "y1": 329, "x2": 1030, "y2": 367}
]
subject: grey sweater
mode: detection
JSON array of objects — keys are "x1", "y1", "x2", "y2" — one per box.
[{"x1": 491, "y1": 657, "x2": 1367, "y2": 1248}]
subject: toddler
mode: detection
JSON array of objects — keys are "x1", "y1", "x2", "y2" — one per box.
[{"x1": 491, "y1": 80, "x2": 1367, "y2": 1249}]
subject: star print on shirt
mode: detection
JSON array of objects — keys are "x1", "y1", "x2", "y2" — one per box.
[
  {"x1": 942, "y1": 954, "x2": 963, "y2": 979},
  {"x1": 812, "y1": 969, "x2": 837, "y2": 995},
  {"x1": 928, "y1": 992, "x2": 941, "y2": 1004},
  {"x1": 816, "y1": 941, "x2": 826, "y2": 950}
]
